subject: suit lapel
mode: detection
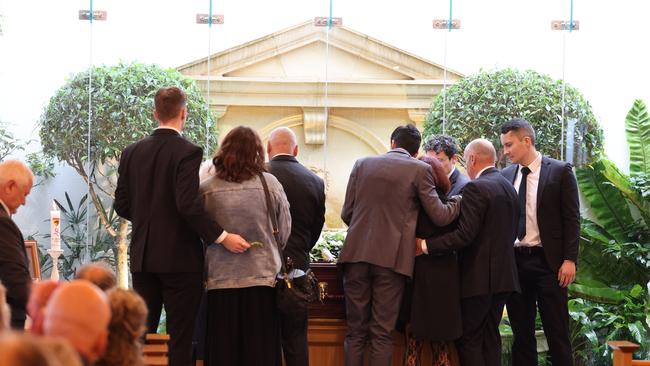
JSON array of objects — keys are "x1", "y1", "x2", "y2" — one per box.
[
  {"x1": 450, "y1": 168, "x2": 459, "y2": 186},
  {"x1": 506, "y1": 164, "x2": 519, "y2": 185},
  {"x1": 537, "y1": 156, "x2": 550, "y2": 208}
]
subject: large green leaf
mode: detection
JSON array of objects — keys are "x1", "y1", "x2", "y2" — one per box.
[
  {"x1": 568, "y1": 283, "x2": 624, "y2": 304},
  {"x1": 625, "y1": 99, "x2": 650, "y2": 177},
  {"x1": 599, "y1": 158, "x2": 650, "y2": 227},
  {"x1": 577, "y1": 160, "x2": 634, "y2": 244},
  {"x1": 576, "y1": 223, "x2": 648, "y2": 289}
]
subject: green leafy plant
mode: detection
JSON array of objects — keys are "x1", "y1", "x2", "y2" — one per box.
[
  {"x1": 571, "y1": 99, "x2": 650, "y2": 362},
  {"x1": 310, "y1": 230, "x2": 346, "y2": 262},
  {"x1": 423, "y1": 68, "x2": 604, "y2": 167},
  {"x1": 38, "y1": 192, "x2": 118, "y2": 280},
  {"x1": 0, "y1": 121, "x2": 24, "y2": 160},
  {"x1": 39, "y1": 62, "x2": 217, "y2": 286}
]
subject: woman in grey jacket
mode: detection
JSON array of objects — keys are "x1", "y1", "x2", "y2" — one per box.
[{"x1": 200, "y1": 126, "x2": 291, "y2": 366}]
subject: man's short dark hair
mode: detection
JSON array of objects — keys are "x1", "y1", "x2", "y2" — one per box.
[
  {"x1": 390, "y1": 124, "x2": 421, "y2": 156},
  {"x1": 500, "y1": 118, "x2": 536, "y2": 145},
  {"x1": 422, "y1": 135, "x2": 460, "y2": 159},
  {"x1": 154, "y1": 87, "x2": 187, "y2": 122}
]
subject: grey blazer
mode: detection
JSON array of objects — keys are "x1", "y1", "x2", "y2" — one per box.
[{"x1": 339, "y1": 148, "x2": 460, "y2": 277}]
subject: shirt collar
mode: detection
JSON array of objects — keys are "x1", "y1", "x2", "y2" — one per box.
[
  {"x1": 522, "y1": 152, "x2": 542, "y2": 174},
  {"x1": 447, "y1": 166, "x2": 456, "y2": 179},
  {"x1": 271, "y1": 153, "x2": 294, "y2": 158},
  {"x1": 155, "y1": 125, "x2": 182, "y2": 135},
  {"x1": 388, "y1": 147, "x2": 412, "y2": 157},
  {"x1": 475, "y1": 166, "x2": 494, "y2": 179},
  {"x1": 0, "y1": 199, "x2": 11, "y2": 217}
]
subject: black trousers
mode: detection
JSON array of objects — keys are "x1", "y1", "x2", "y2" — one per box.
[
  {"x1": 456, "y1": 292, "x2": 509, "y2": 366},
  {"x1": 343, "y1": 262, "x2": 406, "y2": 366},
  {"x1": 280, "y1": 306, "x2": 309, "y2": 366},
  {"x1": 132, "y1": 272, "x2": 203, "y2": 366},
  {"x1": 205, "y1": 286, "x2": 281, "y2": 366},
  {"x1": 506, "y1": 249, "x2": 573, "y2": 366}
]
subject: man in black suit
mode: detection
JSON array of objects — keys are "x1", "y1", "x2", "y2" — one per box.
[
  {"x1": 423, "y1": 134, "x2": 470, "y2": 196},
  {"x1": 114, "y1": 87, "x2": 250, "y2": 366},
  {"x1": 423, "y1": 139, "x2": 520, "y2": 366},
  {"x1": 266, "y1": 127, "x2": 326, "y2": 366},
  {"x1": 500, "y1": 118, "x2": 579, "y2": 366},
  {"x1": 0, "y1": 159, "x2": 33, "y2": 330}
]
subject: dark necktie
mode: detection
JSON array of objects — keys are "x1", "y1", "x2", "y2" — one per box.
[{"x1": 517, "y1": 166, "x2": 531, "y2": 241}]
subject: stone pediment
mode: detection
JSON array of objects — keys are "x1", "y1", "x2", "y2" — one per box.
[
  {"x1": 178, "y1": 20, "x2": 463, "y2": 82},
  {"x1": 177, "y1": 20, "x2": 465, "y2": 143}
]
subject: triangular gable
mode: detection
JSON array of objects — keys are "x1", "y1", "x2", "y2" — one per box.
[{"x1": 177, "y1": 20, "x2": 463, "y2": 81}]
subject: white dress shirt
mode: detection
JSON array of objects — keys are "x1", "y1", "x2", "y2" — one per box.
[
  {"x1": 155, "y1": 125, "x2": 181, "y2": 135},
  {"x1": 0, "y1": 199, "x2": 10, "y2": 216},
  {"x1": 513, "y1": 152, "x2": 542, "y2": 247},
  {"x1": 447, "y1": 166, "x2": 456, "y2": 179}
]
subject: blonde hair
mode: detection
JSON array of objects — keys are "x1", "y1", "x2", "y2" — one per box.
[
  {"x1": 75, "y1": 262, "x2": 117, "y2": 291},
  {"x1": 96, "y1": 289, "x2": 148, "y2": 366}
]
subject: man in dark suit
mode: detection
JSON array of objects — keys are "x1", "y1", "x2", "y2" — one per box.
[
  {"x1": 500, "y1": 118, "x2": 579, "y2": 366},
  {"x1": 114, "y1": 87, "x2": 250, "y2": 366},
  {"x1": 423, "y1": 138, "x2": 520, "y2": 366},
  {"x1": 423, "y1": 134, "x2": 470, "y2": 196},
  {"x1": 0, "y1": 159, "x2": 33, "y2": 330},
  {"x1": 266, "y1": 127, "x2": 326, "y2": 366},
  {"x1": 340, "y1": 124, "x2": 460, "y2": 366}
]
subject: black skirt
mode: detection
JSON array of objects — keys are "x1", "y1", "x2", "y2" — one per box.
[
  {"x1": 408, "y1": 253, "x2": 462, "y2": 341},
  {"x1": 397, "y1": 207, "x2": 463, "y2": 341},
  {"x1": 205, "y1": 286, "x2": 281, "y2": 366}
]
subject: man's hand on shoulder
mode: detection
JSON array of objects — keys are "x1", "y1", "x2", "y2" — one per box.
[
  {"x1": 448, "y1": 194, "x2": 462, "y2": 203},
  {"x1": 219, "y1": 233, "x2": 251, "y2": 254}
]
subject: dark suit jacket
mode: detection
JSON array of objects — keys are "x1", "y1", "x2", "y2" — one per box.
[
  {"x1": 501, "y1": 156, "x2": 580, "y2": 273},
  {"x1": 114, "y1": 128, "x2": 223, "y2": 273},
  {"x1": 449, "y1": 168, "x2": 470, "y2": 197},
  {"x1": 425, "y1": 168, "x2": 520, "y2": 298},
  {"x1": 0, "y1": 205, "x2": 31, "y2": 328},
  {"x1": 340, "y1": 148, "x2": 460, "y2": 277},
  {"x1": 266, "y1": 155, "x2": 326, "y2": 271}
]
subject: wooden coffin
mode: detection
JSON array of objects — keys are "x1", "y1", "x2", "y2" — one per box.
[{"x1": 309, "y1": 262, "x2": 346, "y2": 319}]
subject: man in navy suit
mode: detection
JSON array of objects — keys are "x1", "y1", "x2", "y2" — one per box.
[
  {"x1": 423, "y1": 139, "x2": 520, "y2": 366},
  {"x1": 423, "y1": 134, "x2": 470, "y2": 196},
  {"x1": 0, "y1": 160, "x2": 33, "y2": 330},
  {"x1": 500, "y1": 118, "x2": 579, "y2": 366}
]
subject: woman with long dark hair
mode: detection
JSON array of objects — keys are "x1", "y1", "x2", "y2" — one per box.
[{"x1": 200, "y1": 126, "x2": 291, "y2": 366}]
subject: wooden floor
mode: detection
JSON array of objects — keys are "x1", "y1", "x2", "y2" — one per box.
[{"x1": 308, "y1": 318, "x2": 460, "y2": 366}]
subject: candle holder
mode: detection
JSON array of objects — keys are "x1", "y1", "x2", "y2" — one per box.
[{"x1": 47, "y1": 249, "x2": 64, "y2": 281}]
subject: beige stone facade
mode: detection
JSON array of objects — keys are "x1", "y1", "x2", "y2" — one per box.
[{"x1": 178, "y1": 20, "x2": 462, "y2": 228}]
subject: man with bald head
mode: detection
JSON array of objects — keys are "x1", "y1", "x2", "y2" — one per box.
[
  {"x1": 423, "y1": 139, "x2": 520, "y2": 366},
  {"x1": 0, "y1": 159, "x2": 34, "y2": 329},
  {"x1": 43, "y1": 280, "x2": 111, "y2": 365},
  {"x1": 266, "y1": 127, "x2": 325, "y2": 366}
]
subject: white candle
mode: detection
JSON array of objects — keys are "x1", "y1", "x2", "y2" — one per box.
[{"x1": 50, "y1": 201, "x2": 61, "y2": 251}]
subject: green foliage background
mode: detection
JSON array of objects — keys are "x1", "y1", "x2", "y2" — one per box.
[
  {"x1": 39, "y1": 62, "x2": 217, "y2": 169},
  {"x1": 424, "y1": 68, "x2": 604, "y2": 167}
]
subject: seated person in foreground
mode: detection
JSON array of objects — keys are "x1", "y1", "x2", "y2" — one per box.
[{"x1": 96, "y1": 288, "x2": 148, "y2": 366}]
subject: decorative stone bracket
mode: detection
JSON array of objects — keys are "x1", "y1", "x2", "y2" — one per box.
[
  {"x1": 211, "y1": 105, "x2": 228, "y2": 121},
  {"x1": 302, "y1": 107, "x2": 328, "y2": 145},
  {"x1": 408, "y1": 108, "x2": 428, "y2": 126}
]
